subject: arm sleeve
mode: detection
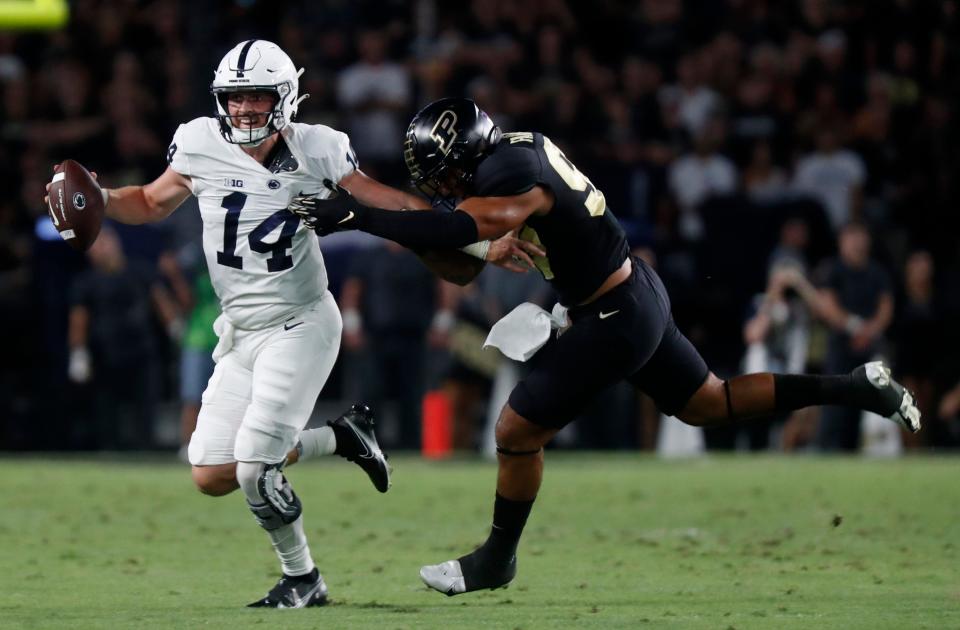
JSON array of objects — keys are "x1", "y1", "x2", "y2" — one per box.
[
  {"x1": 354, "y1": 207, "x2": 479, "y2": 250},
  {"x1": 473, "y1": 145, "x2": 540, "y2": 197}
]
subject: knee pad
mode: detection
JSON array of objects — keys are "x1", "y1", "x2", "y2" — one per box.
[
  {"x1": 237, "y1": 461, "x2": 302, "y2": 531},
  {"x1": 234, "y1": 420, "x2": 299, "y2": 464}
]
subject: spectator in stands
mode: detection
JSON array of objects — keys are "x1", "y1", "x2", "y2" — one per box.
[
  {"x1": 339, "y1": 242, "x2": 454, "y2": 450},
  {"x1": 937, "y1": 378, "x2": 960, "y2": 445},
  {"x1": 336, "y1": 28, "x2": 411, "y2": 179},
  {"x1": 742, "y1": 140, "x2": 788, "y2": 203},
  {"x1": 813, "y1": 222, "x2": 894, "y2": 450},
  {"x1": 159, "y1": 245, "x2": 220, "y2": 460},
  {"x1": 68, "y1": 226, "x2": 181, "y2": 449},
  {"x1": 792, "y1": 125, "x2": 866, "y2": 230},
  {"x1": 668, "y1": 114, "x2": 737, "y2": 241},
  {"x1": 891, "y1": 251, "x2": 943, "y2": 447},
  {"x1": 661, "y1": 51, "x2": 721, "y2": 138},
  {"x1": 740, "y1": 262, "x2": 816, "y2": 449}
]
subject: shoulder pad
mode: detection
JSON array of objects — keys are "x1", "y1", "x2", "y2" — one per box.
[{"x1": 473, "y1": 138, "x2": 540, "y2": 197}]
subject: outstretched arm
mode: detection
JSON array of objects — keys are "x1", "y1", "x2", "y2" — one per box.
[
  {"x1": 105, "y1": 167, "x2": 193, "y2": 224},
  {"x1": 338, "y1": 169, "x2": 429, "y2": 211},
  {"x1": 290, "y1": 185, "x2": 550, "y2": 249},
  {"x1": 44, "y1": 165, "x2": 192, "y2": 225},
  {"x1": 456, "y1": 189, "x2": 551, "y2": 240}
]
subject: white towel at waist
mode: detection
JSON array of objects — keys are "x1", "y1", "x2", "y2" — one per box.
[
  {"x1": 211, "y1": 314, "x2": 235, "y2": 363},
  {"x1": 483, "y1": 302, "x2": 569, "y2": 362}
]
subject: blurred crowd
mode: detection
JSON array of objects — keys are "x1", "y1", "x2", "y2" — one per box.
[{"x1": 1, "y1": 0, "x2": 959, "y2": 453}]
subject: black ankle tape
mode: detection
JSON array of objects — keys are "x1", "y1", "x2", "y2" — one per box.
[
  {"x1": 496, "y1": 445, "x2": 542, "y2": 456},
  {"x1": 723, "y1": 380, "x2": 734, "y2": 419}
]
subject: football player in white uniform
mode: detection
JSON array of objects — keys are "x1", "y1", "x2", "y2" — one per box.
[{"x1": 46, "y1": 40, "x2": 540, "y2": 608}]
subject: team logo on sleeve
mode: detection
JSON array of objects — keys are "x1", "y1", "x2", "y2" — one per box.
[
  {"x1": 430, "y1": 110, "x2": 459, "y2": 155},
  {"x1": 268, "y1": 179, "x2": 281, "y2": 190}
]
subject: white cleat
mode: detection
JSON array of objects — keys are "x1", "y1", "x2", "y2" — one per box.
[
  {"x1": 420, "y1": 560, "x2": 466, "y2": 596},
  {"x1": 861, "y1": 361, "x2": 922, "y2": 433}
]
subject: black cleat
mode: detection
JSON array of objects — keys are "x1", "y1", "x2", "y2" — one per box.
[
  {"x1": 247, "y1": 569, "x2": 329, "y2": 609},
  {"x1": 852, "y1": 361, "x2": 921, "y2": 433},
  {"x1": 328, "y1": 404, "x2": 392, "y2": 492}
]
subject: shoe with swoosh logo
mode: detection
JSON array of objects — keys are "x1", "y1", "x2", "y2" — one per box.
[
  {"x1": 328, "y1": 404, "x2": 391, "y2": 492},
  {"x1": 852, "y1": 361, "x2": 921, "y2": 433},
  {"x1": 247, "y1": 568, "x2": 328, "y2": 608}
]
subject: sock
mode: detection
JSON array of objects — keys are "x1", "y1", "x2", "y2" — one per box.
[
  {"x1": 237, "y1": 461, "x2": 316, "y2": 577},
  {"x1": 267, "y1": 515, "x2": 316, "y2": 577},
  {"x1": 457, "y1": 493, "x2": 533, "y2": 590},
  {"x1": 774, "y1": 373, "x2": 858, "y2": 412},
  {"x1": 288, "y1": 567, "x2": 319, "y2": 582},
  {"x1": 481, "y1": 493, "x2": 534, "y2": 560},
  {"x1": 296, "y1": 426, "x2": 337, "y2": 461}
]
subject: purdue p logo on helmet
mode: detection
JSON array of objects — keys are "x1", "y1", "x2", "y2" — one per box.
[
  {"x1": 429, "y1": 110, "x2": 460, "y2": 156},
  {"x1": 210, "y1": 40, "x2": 309, "y2": 146},
  {"x1": 404, "y1": 98, "x2": 502, "y2": 205}
]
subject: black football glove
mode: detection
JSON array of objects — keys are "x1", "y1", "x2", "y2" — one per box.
[{"x1": 288, "y1": 181, "x2": 362, "y2": 236}]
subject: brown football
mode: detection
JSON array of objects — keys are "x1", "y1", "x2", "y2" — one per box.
[{"x1": 47, "y1": 159, "x2": 105, "y2": 252}]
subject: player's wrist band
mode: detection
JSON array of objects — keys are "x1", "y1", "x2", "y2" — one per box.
[
  {"x1": 431, "y1": 310, "x2": 455, "y2": 332},
  {"x1": 342, "y1": 309, "x2": 361, "y2": 334},
  {"x1": 460, "y1": 240, "x2": 491, "y2": 260},
  {"x1": 844, "y1": 315, "x2": 865, "y2": 334}
]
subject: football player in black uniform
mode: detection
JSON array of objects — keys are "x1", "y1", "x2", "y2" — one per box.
[{"x1": 289, "y1": 98, "x2": 921, "y2": 596}]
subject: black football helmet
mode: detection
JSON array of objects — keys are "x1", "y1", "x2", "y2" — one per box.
[{"x1": 403, "y1": 98, "x2": 502, "y2": 206}]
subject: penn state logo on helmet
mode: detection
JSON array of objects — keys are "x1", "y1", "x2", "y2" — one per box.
[
  {"x1": 210, "y1": 40, "x2": 310, "y2": 146},
  {"x1": 404, "y1": 98, "x2": 501, "y2": 206}
]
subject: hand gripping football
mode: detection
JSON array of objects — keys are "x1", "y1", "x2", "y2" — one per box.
[{"x1": 46, "y1": 159, "x2": 106, "y2": 252}]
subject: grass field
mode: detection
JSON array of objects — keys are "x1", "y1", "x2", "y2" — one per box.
[{"x1": 2, "y1": 454, "x2": 958, "y2": 629}]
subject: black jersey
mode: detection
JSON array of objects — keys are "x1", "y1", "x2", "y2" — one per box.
[{"x1": 471, "y1": 132, "x2": 629, "y2": 306}]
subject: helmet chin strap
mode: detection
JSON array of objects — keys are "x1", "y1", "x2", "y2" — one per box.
[
  {"x1": 231, "y1": 124, "x2": 271, "y2": 146},
  {"x1": 229, "y1": 111, "x2": 278, "y2": 146},
  {"x1": 239, "y1": 136, "x2": 268, "y2": 147}
]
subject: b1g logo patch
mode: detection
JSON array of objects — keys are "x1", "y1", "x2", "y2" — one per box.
[
  {"x1": 430, "y1": 109, "x2": 459, "y2": 155},
  {"x1": 73, "y1": 192, "x2": 86, "y2": 210}
]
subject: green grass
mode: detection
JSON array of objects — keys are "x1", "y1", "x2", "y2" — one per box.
[{"x1": 2, "y1": 454, "x2": 958, "y2": 629}]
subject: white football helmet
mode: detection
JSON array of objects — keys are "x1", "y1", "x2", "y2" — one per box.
[{"x1": 210, "y1": 40, "x2": 308, "y2": 146}]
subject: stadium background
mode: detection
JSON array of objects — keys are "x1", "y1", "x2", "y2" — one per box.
[{"x1": 1, "y1": 0, "x2": 959, "y2": 454}]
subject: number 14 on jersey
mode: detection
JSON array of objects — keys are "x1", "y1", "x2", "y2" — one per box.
[{"x1": 217, "y1": 192, "x2": 301, "y2": 272}]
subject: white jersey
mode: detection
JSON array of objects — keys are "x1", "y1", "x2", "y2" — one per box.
[{"x1": 168, "y1": 117, "x2": 356, "y2": 329}]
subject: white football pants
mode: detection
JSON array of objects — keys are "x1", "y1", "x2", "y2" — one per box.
[{"x1": 188, "y1": 291, "x2": 342, "y2": 465}]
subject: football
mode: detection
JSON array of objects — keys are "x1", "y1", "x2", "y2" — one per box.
[{"x1": 46, "y1": 159, "x2": 105, "y2": 252}]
